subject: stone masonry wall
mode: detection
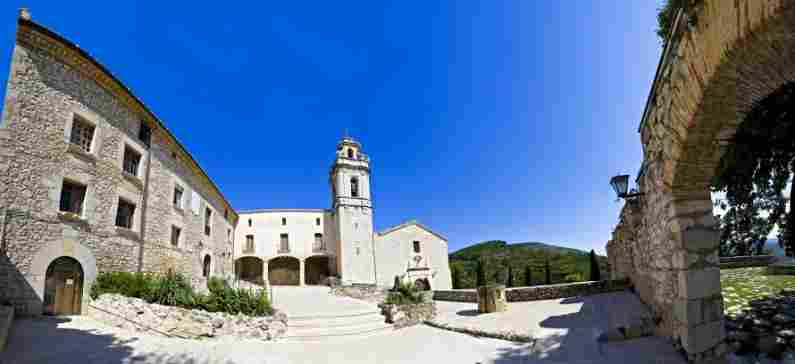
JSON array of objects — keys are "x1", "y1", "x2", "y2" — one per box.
[
  {"x1": 0, "y1": 17, "x2": 236, "y2": 315},
  {"x1": 606, "y1": 1, "x2": 795, "y2": 362},
  {"x1": 433, "y1": 279, "x2": 631, "y2": 303}
]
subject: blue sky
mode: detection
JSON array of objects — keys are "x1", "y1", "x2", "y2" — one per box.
[{"x1": 0, "y1": 2, "x2": 662, "y2": 255}]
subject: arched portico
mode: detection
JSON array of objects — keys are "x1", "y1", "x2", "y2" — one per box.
[
  {"x1": 235, "y1": 256, "x2": 264, "y2": 284},
  {"x1": 304, "y1": 255, "x2": 331, "y2": 285},
  {"x1": 608, "y1": 2, "x2": 795, "y2": 362},
  {"x1": 268, "y1": 256, "x2": 300, "y2": 286}
]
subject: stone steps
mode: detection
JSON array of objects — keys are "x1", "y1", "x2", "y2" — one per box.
[{"x1": 281, "y1": 310, "x2": 392, "y2": 342}]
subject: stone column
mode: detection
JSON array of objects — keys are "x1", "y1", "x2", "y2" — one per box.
[
  {"x1": 299, "y1": 258, "x2": 306, "y2": 286},
  {"x1": 262, "y1": 258, "x2": 269, "y2": 287},
  {"x1": 673, "y1": 215, "x2": 727, "y2": 363}
]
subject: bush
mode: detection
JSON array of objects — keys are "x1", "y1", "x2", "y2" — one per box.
[
  {"x1": 384, "y1": 280, "x2": 424, "y2": 305},
  {"x1": 564, "y1": 273, "x2": 584, "y2": 283},
  {"x1": 91, "y1": 272, "x2": 273, "y2": 316}
]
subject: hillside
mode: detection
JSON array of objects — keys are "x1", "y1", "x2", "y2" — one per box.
[{"x1": 448, "y1": 240, "x2": 607, "y2": 289}]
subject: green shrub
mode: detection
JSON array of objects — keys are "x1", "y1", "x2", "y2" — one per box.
[
  {"x1": 564, "y1": 273, "x2": 584, "y2": 283},
  {"x1": 384, "y1": 280, "x2": 424, "y2": 305},
  {"x1": 92, "y1": 271, "x2": 273, "y2": 316}
]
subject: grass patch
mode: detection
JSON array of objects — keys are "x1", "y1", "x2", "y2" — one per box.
[{"x1": 721, "y1": 267, "x2": 795, "y2": 317}]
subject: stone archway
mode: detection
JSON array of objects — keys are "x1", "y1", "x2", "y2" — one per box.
[
  {"x1": 43, "y1": 256, "x2": 83, "y2": 315},
  {"x1": 235, "y1": 256, "x2": 264, "y2": 284},
  {"x1": 304, "y1": 255, "x2": 330, "y2": 285},
  {"x1": 269, "y1": 256, "x2": 300, "y2": 286},
  {"x1": 607, "y1": 2, "x2": 795, "y2": 362}
]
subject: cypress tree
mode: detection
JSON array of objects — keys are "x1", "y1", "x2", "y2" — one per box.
[
  {"x1": 524, "y1": 265, "x2": 533, "y2": 287},
  {"x1": 589, "y1": 250, "x2": 601, "y2": 281},
  {"x1": 544, "y1": 259, "x2": 551, "y2": 285},
  {"x1": 451, "y1": 264, "x2": 462, "y2": 289},
  {"x1": 507, "y1": 265, "x2": 514, "y2": 287},
  {"x1": 476, "y1": 259, "x2": 487, "y2": 287}
]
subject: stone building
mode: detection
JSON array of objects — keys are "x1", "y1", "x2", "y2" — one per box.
[
  {"x1": 0, "y1": 11, "x2": 237, "y2": 316},
  {"x1": 234, "y1": 137, "x2": 452, "y2": 290},
  {"x1": 0, "y1": 10, "x2": 452, "y2": 316}
]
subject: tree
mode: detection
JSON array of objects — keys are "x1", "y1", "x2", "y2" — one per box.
[
  {"x1": 451, "y1": 264, "x2": 463, "y2": 289},
  {"x1": 524, "y1": 265, "x2": 533, "y2": 287},
  {"x1": 506, "y1": 265, "x2": 514, "y2": 288},
  {"x1": 589, "y1": 250, "x2": 601, "y2": 281},
  {"x1": 476, "y1": 258, "x2": 487, "y2": 287},
  {"x1": 544, "y1": 259, "x2": 551, "y2": 285},
  {"x1": 656, "y1": 0, "x2": 687, "y2": 45},
  {"x1": 713, "y1": 82, "x2": 795, "y2": 257}
]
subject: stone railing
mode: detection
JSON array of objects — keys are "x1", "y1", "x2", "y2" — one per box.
[
  {"x1": 719, "y1": 255, "x2": 775, "y2": 269},
  {"x1": 433, "y1": 279, "x2": 631, "y2": 303}
]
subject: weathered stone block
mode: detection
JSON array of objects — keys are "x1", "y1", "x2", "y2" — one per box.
[
  {"x1": 681, "y1": 320, "x2": 725, "y2": 355},
  {"x1": 679, "y1": 268, "x2": 721, "y2": 299},
  {"x1": 681, "y1": 227, "x2": 719, "y2": 252}
]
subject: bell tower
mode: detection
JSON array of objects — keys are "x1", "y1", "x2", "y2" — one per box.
[{"x1": 330, "y1": 136, "x2": 376, "y2": 284}]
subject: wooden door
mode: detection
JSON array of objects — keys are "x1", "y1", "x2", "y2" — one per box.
[{"x1": 44, "y1": 257, "x2": 83, "y2": 315}]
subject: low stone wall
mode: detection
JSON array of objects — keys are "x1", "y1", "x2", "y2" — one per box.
[
  {"x1": 719, "y1": 256, "x2": 775, "y2": 269},
  {"x1": 0, "y1": 305, "x2": 13, "y2": 352},
  {"x1": 332, "y1": 285, "x2": 388, "y2": 304},
  {"x1": 433, "y1": 279, "x2": 631, "y2": 303},
  {"x1": 87, "y1": 294, "x2": 287, "y2": 340},
  {"x1": 379, "y1": 302, "x2": 436, "y2": 329},
  {"x1": 433, "y1": 289, "x2": 477, "y2": 302}
]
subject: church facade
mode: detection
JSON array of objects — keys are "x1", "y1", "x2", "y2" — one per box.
[
  {"x1": 0, "y1": 11, "x2": 449, "y2": 316},
  {"x1": 234, "y1": 137, "x2": 452, "y2": 290}
]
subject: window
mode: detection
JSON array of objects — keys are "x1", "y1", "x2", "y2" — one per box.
[
  {"x1": 173, "y1": 185, "x2": 183, "y2": 209},
  {"x1": 316, "y1": 217, "x2": 321, "y2": 226},
  {"x1": 70, "y1": 116, "x2": 95, "y2": 153},
  {"x1": 347, "y1": 148, "x2": 354, "y2": 158},
  {"x1": 248, "y1": 218, "x2": 252, "y2": 227},
  {"x1": 204, "y1": 207, "x2": 212, "y2": 236},
  {"x1": 138, "y1": 121, "x2": 151, "y2": 147},
  {"x1": 351, "y1": 177, "x2": 359, "y2": 198},
  {"x1": 59, "y1": 180, "x2": 86, "y2": 215},
  {"x1": 314, "y1": 233, "x2": 324, "y2": 251},
  {"x1": 281, "y1": 217, "x2": 287, "y2": 226},
  {"x1": 115, "y1": 199, "x2": 136, "y2": 229},
  {"x1": 122, "y1": 146, "x2": 141, "y2": 176},
  {"x1": 202, "y1": 255, "x2": 211, "y2": 277},
  {"x1": 224, "y1": 209, "x2": 229, "y2": 220},
  {"x1": 171, "y1": 226, "x2": 181, "y2": 247},
  {"x1": 413, "y1": 241, "x2": 421, "y2": 253},
  {"x1": 245, "y1": 235, "x2": 255, "y2": 253},
  {"x1": 279, "y1": 234, "x2": 289, "y2": 252},
  {"x1": 227, "y1": 229, "x2": 231, "y2": 242}
]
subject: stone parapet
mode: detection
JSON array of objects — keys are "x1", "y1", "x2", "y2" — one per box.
[
  {"x1": 719, "y1": 256, "x2": 775, "y2": 269},
  {"x1": 433, "y1": 279, "x2": 631, "y2": 303}
]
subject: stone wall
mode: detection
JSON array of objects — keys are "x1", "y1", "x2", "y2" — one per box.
[
  {"x1": 433, "y1": 279, "x2": 631, "y2": 303},
  {"x1": 719, "y1": 256, "x2": 776, "y2": 269},
  {"x1": 379, "y1": 302, "x2": 436, "y2": 329},
  {"x1": 606, "y1": 1, "x2": 795, "y2": 362},
  {"x1": 88, "y1": 294, "x2": 287, "y2": 340},
  {"x1": 0, "y1": 16, "x2": 236, "y2": 315}
]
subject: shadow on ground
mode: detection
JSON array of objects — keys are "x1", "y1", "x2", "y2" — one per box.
[
  {"x1": 491, "y1": 294, "x2": 687, "y2": 364},
  {"x1": 0, "y1": 317, "x2": 235, "y2": 364}
]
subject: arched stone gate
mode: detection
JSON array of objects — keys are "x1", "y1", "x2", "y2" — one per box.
[{"x1": 607, "y1": 2, "x2": 795, "y2": 362}]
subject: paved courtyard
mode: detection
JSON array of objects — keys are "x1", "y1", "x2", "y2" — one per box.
[{"x1": 1, "y1": 289, "x2": 692, "y2": 364}]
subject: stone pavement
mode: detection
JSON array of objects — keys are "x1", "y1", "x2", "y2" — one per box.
[
  {"x1": 1, "y1": 291, "x2": 689, "y2": 364},
  {"x1": 269, "y1": 286, "x2": 378, "y2": 318}
]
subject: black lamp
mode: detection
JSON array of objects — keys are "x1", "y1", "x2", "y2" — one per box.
[{"x1": 610, "y1": 174, "x2": 643, "y2": 200}]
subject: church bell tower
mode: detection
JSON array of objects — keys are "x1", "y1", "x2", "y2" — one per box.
[{"x1": 330, "y1": 136, "x2": 376, "y2": 284}]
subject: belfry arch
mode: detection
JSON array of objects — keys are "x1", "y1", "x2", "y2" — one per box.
[{"x1": 607, "y1": 2, "x2": 795, "y2": 362}]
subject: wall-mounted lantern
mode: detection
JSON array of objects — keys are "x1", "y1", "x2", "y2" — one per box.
[{"x1": 610, "y1": 174, "x2": 644, "y2": 201}]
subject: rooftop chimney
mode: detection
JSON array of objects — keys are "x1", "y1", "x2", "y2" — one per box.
[{"x1": 19, "y1": 8, "x2": 31, "y2": 21}]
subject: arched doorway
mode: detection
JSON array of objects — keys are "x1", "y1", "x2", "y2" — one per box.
[
  {"x1": 202, "y1": 255, "x2": 211, "y2": 278},
  {"x1": 235, "y1": 256, "x2": 264, "y2": 284},
  {"x1": 414, "y1": 278, "x2": 431, "y2": 291},
  {"x1": 304, "y1": 256, "x2": 330, "y2": 285},
  {"x1": 269, "y1": 256, "x2": 300, "y2": 286},
  {"x1": 43, "y1": 256, "x2": 83, "y2": 315}
]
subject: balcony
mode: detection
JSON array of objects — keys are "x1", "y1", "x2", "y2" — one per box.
[{"x1": 278, "y1": 246, "x2": 290, "y2": 254}]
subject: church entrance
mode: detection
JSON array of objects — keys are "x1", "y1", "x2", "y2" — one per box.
[
  {"x1": 43, "y1": 256, "x2": 83, "y2": 315},
  {"x1": 269, "y1": 256, "x2": 300, "y2": 286},
  {"x1": 304, "y1": 256, "x2": 330, "y2": 285}
]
